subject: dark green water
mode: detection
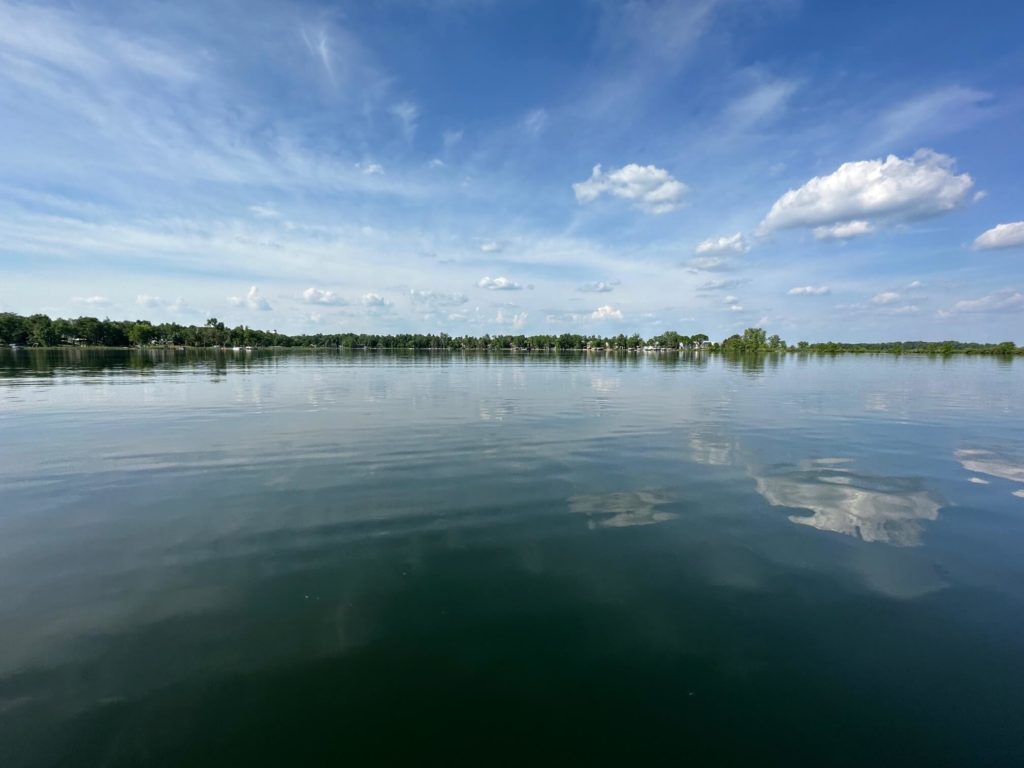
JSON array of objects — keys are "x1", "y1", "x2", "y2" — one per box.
[{"x1": 2, "y1": 349, "x2": 1024, "y2": 766}]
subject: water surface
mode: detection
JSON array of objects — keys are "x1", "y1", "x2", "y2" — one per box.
[{"x1": 2, "y1": 349, "x2": 1023, "y2": 765}]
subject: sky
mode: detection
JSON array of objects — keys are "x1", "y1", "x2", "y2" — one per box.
[{"x1": 1, "y1": 0, "x2": 1022, "y2": 341}]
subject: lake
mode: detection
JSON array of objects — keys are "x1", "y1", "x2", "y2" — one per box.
[{"x1": 2, "y1": 348, "x2": 1023, "y2": 765}]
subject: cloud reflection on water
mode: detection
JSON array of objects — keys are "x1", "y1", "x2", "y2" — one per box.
[
  {"x1": 754, "y1": 459, "x2": 940, "y2": 546},
  {"x1": 569, "y1": 491, "x2": 676, "y2": 529},
  {"x1": 955, "y1": 449, "x2": 1024, "y2": 500}
]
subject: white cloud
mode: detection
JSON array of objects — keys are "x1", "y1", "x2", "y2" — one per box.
[
  {"x1": 390, "y1": 101, "x2": 418, "y2": 141},
  {"x1": 723, "y1": 295, "x2": 738, "y2": 304},
  {"x1": 478, "y1": 276, "x2": 522, "y2": 291},
  {"x1": 357, "y1": 162, "x2": 384, "y2": 175},
  {"x1": 137, "y1": 295, "x2": 189, "y2": 313},
  {"x1": 249, "y1": 204, "x2": 280, "y2": 218},
  {"x1": 697, "y1": 277, "x2": 747, "y2": 291},
  {"x1": 523, "y1": 108, "x2": 548, "y2": 136},
  {"x1": 300, "y1": 26, "x2": 336, "y2": 83},
  {"x1": 137, "y1": 294, "x2": 163, "y2": 308},
  {"x1": 949, "y1": 289, "x2": 1024, "y2": 314},
  {"x1": 685, "y1": 256, "x2": 731, "y2": 272},
  {"x1": 495, "y1": 309, "x2": 528, "y2": 328},
  {"x1": 907, "y1": 280, "x2": 925, "y2": 289},
  {"x1": 579, "y1": 281, "x2": 618, "y2": 293},
  {"x1": 724, "y1": 78, "x2": 798, "y2": 130},
  {"x1": 409, "y1": 290, "x2": 467, "y2": 308},
  {"x1": 361, "y1": 292, "x2": 391, "y2": 307},
  {"x1": 760, "y1": 149, "x2": 973, "y2": 232},
  {"x1": 74, "y1": 295, "x2": 111, "y2": 306},
  {"x1": 788, "y1": 285, "x2": 830, "y2": 295},
  {"x1": 814, "y1": 220, "x2": 874, "y2": 240},
  {"x1": 974, "y1": 221, "x2": 1024, "y2": 251},
  {"x1": 591, "y1": 305, "x2": 623, "y2": 320},
  {"x1": 876, "y1": 87, "x2": 993, "y2": 147},
  {"x1": 871, "y1": 291, "x2": 901, "y2": 305},
  {"x1": 228, "y1": 286, "x2": 271, "y2": 311},
  {"x1": 302, "y1": 287, "x2": 345, "y2": 305},
  {"x1": 728, "y1": 303, "x2": 744, "y2": 312},
  {"x1": 442, "y1": 129, "x2": 463, "y2": 149},
  {"x1": 479, "y1": 240, "x2": 503, "y2": 253},
  {"x1": 573, "y1": 163, "x2": 687, "y2": 214},
  {"x1": 695, "y1": 232, "x2": 749, "y2": 255}
]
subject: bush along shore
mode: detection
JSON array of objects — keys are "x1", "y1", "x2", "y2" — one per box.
[{"x1": 0, "y1": 313, "x2": 1020, "y2": 354}]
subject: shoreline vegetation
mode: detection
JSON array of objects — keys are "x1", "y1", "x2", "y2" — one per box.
[{"x1": 1, "y1": 313, "x2": 1020, "y2": 355}]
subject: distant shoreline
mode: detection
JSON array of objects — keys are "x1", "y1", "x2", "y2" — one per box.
[
  {"x1": 4, "y1": 344, "x2": 1022, "y2": 357},
  {"x1": 1, "y1": 312, "x2": 1020, "y2": 355}
]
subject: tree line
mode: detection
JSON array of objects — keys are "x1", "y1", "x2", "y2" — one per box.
[{"x1": 0, "y1": 312, "x2": 1019, "y2": 354}]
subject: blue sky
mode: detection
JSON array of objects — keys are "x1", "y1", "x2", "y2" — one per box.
[{"x1": 1, "y1": 0, "x2": 1022, "y2": 341}]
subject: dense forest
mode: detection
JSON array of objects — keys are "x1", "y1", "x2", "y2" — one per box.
[{"x1": 0, "y1": 312, "x2": 1020, "y2": 354}]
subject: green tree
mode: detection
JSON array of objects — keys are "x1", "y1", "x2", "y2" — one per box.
[{"x1": 741, "y1": 327, "x2": 767, "y2": 351}]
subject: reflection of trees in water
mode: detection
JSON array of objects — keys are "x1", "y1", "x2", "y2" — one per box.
[
  {"x1": 0, "y1": 347, "x2": 289, "y2": 378},
  {"x1": 720, "y1": 352, "x2": 784, "y2": 375},
  {"x1": 753, "y1": 458, "x2": 940, "y2": 546},
  {"x1": 569, "y1": 491, "x2": 676, "y2": 529}
]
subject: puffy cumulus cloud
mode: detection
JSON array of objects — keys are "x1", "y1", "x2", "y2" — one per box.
[
  {"x1": 695, "y1": 232, "x2": 749, "y2": 255},
  {"x1": 974, "y1": 221, "x2": 1024, "y2": 250},
  {"x1": 228, "y1": 286, "x2": 271, "y2": 311},
  {"x1": 760, "y1": 149, "x2": 973, "y2": 232},
  {"x1": 479, "y1": 240, "x2": 503, "y2": 253},
  {"x1": 302, "y1": 287, "x2": 346, "y2": 305},
  {"x1": 948, "y1": 289, "x2": 1024, "y2": 314},
  {"x1": 494, "y1": 309, "x2": 528, "y2": 328},
  {"x1": 728, "y1": 303, "x2": 744, "y2": 312},
  {"x1": 478, "y1": 276, "x2": 523, "y2": 291},
  {"x1": 409, "y1": 289, "x2": 468, "y2": 308},
  {"x1": 907, "y1": 280, "x2": 925, "y2": 289},
  {"x1": 137, "y1": 294, "x2": 163, "y2": 308},
  {"x1": 573, "y1": 163, "x2": 687, "y2": 214},
  {"x1": 579, "y1": 280, "x2": 618, "y2": 293},
  {"x1": 871, "y1": 291, "x2": 901, "y2": 305},
  {"x1": 591, "y1": 305, "x2": 624, "y2": 320},
  {"x1": 814, "y1": 220, "x2": 874, "y2": 240},
  {"x1": 788, "y1": 285, "x2": 830, "y2": 295},
  {"x1": 361, "y1": 293, "x2": 391, "y2": 307}
]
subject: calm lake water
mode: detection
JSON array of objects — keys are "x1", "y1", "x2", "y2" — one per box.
[{"x1": 2, "y1": 348, "x2": 1023, "y2": 765}]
